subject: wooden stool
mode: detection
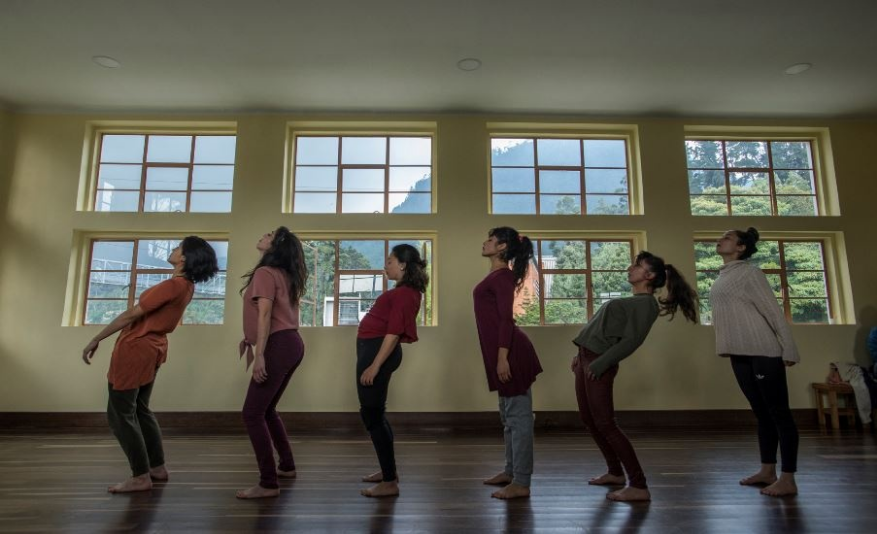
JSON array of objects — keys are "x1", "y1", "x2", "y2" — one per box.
[{"x1": 812, "y1": 382, "x2": 857, "y2": 431}]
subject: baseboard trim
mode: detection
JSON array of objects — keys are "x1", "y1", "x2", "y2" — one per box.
[{"x1": 0, "y1": 409, "x2": 823, "y2": 434}]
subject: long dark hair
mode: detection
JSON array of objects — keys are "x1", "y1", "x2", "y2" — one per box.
[
  {"x1": 392, "y1": 244, "x2": 429, "y2": 294},
  {"x1": 489, "y1": 226, "x2": 535, "y2": 290},
  {"x1": 636, "y1": 251, "x2": 698, "y2": 323},
  {"x1": 180, "y1": 236, "x2": 219, "y2": 283},
  {"x1": 731, "y1": 227, "x2": 760, "y2": 260},
  {"x1": 240, "y1": 226, "x2": 308, "y2": 305}
]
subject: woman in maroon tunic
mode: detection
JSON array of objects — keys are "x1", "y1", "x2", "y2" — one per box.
[{"x1": 474, "y1": 226, "x2": 543, "y2": 499}]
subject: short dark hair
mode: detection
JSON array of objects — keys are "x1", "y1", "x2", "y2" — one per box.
[{"x1": 181, "y1": 236, "x2": 220, "y2": 283}]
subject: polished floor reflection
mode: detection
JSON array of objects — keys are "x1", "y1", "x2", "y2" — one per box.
[{"x1": 0, "y1": 428, "x2": 874, "y2": 532}]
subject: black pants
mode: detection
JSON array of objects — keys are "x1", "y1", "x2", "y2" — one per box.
[
  {"x1": 731, "y1": 356, "x2": 799, "y2": 473},
  {"x1": 107, "y1": 380, "x2": 164, "y2": 477},
  {"x1": 356, "y1": 337, "x2": 403, "y2": 482}
]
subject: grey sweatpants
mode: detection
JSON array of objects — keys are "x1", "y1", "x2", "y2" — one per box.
[{"x1": 498, "y1": 388, "x2": 534, "y2": 487}]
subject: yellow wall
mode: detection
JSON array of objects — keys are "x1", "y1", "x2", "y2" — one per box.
[{"x1": 0, "y1": 113, "x2": 875, "y2": 413}]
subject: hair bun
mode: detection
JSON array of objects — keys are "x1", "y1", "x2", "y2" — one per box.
[{"x1": 746, "y1": 227, "x2": 760, "y2": 242}]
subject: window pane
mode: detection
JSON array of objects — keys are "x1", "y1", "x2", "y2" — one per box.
[
  {"x1": 536, "y1": 139, "x2": 580, "y2": 166},
  {"x1": 544, "y1": 299, "x2": 587, "y2": 324},
  {"x1": 777, "y1": 195, "x2": 817, "y2": 216},
  {"x1": 586, "y1": 194, "x2": 628, "y2": 215},
  {"x1": 775, "y1": 170, "x2": 814, "y2": 194},
  {"x1": 145, "y1": 167, "x2": 189, "y2": 191},
  {"x1": 389, "y1": 137, "x2": 431, "y2": 165},
  {"x1": 341, "y1": 137, "x2": 386, "y2": 164},
  {"x1": 207, "y1": 241, "x2": 229, "y2": 270},
  {"x1": 492, "y1": 168, "x2": 535, "y2": 193},
  {"x1": 296, "y1": 137, "x2": 339, "y2": 165},
  {"x1": 343, "y1": 169, "x2": 385, "y2": 193},
  {"x1": 730, "y1": 195, "x2": 771, "y2": 216},
  {"x1": 591, "y1": 241, "x2": 632, "y2": 270},
  {"x1": 750, "y1": 240, "x2": 781, "y2": 269},
  {"x1": 135, "y1": 272, "x2": 173, "y2": 297},
  {"x1": 389, "y1": 167, "x2": 431, "y2": 192},
  {"x1": 295, "y1": 166, "x2": 338, "y2": 192},
  {"x1": 729, "y1": 172, "x2": 769, "y2": 194},
  {"x1": 694, "y1": 242, "x2": 722, "y2": 271},
  {"x1": 192, "y1": 165, "x2": 234, "y2": 190},
  {"x1": 540, "y1": 170, "x2": 580, "y2": 193},
  {"x1": 491, "y1": 139, "x2": 534, "y2": 166},
  {"x1": 686, "y1": 140, "x2": 724, "y2": 169},
  {"x1": 765, "y1": 274, "x2": 783, "y2": 298},
  {"x1": 544, "y1": 274, "x2": 586, "y2": 298},
  {"x1": 137, "y1": 240, "x2": 176, "y2": 269},
  {"x1": 784, "y1": 242, "x2": 824, "y2": 270},
  {"x1": 593, "y1": 271, "x2": 632, "y2": 299},
  {"x1": 96, "y1": 190, "x2": 139, "y2": 212},
  {"x1": 91, "y1": 241, "x2": 134, "y2": 269},
  {"x1": 194, "y1": 136, "x2": 236, "y2": 164},
  {"x1": 771, "y1": 141, "x2": 812, "y2": 169},
  {"x1": 190, "y1": 192, "x2": 232, "y2": 212},
  {"x1": 146, "y1": 136, "x2": 192, "y2": 163},
  {"x1": 586, "y1": 169, "x2": 628, "y2": 194},
  {"x1": 584, "y1": 140, "x2": 626, "y2": 168},
  {"x1": 301, "y1": 240, "x2": 336, "y2": 327},
  {"x1": 339, "y1": 274, "x2": 383, "y2": 324},
  {"x1": 389, "y1": 192, "x2": 430, "y2": 213},
  {"x1": 183, "y1": 300, "x2": 225, "y2": 324},
  {"x1": 341, "y1": 193, "x2": 384, "y2": 213},
  {"x1": 790, "y1": 299, "x2": 829, "y2": 323},
  {"x1": 696, "y1": 271, "x2": 719, "y2": 324},
  {"x1": 542, "y1": 240, "x2": 586, "y2": 269},
  {"x1": 540, "y1": 194, "x2": 581, "y2": 215},
  {"x1": 88, "y1": 271, "x2": 130, "y2": 298},
  {"x1": 492, "y1": 194, "x2": 536, "y2": 214},
  {"x1": 690, "y1": 195, "x2": 728, "y2": 216},
  {"x1": 144, "y1": 192, "x2": 187, "y2": 212},
  {"x1": 101, "y1": 135, "x2": 145, "y2": 163},
  {"x1": 85, "y1": 300, "x2": 128, "y2": 324},
  {"x1": 688, "y1": 170, "x2": 725, "y2": 195},
  {"x1": 98, "y1": 164, "x2": 142, "y2": 190},
  {"x1": 726, "y1": 141, "x2": 768, "y2": 168},
  {"x1": 294, "y1": 192, "x2": 337, "y2": 213},
  {"x1": 339, "y1": 241, "x2": 385, "y2": 270},
  {"x1": 787, "y1": 271, "x2": 827, "y2": 297}
]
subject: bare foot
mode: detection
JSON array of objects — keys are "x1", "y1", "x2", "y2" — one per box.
[
  {"x1": 761, "y1": 474, "x2": 798, "y2": 497},
  {"x1": 360, "y1": 481, "x2": 399, "y2": 498},
  {"x1": 588, "y1": 473, "x2": 626, "y2": 486},
  {"x1": 740, "y1": 472, "x2": 778, "y2": 486},
  {"x1": 362, "y1": 471, "x2": 398, "y2": 483},
  {"x1": 107, "y1": 474, "x2": 152, "y2": 493},
  {"x1": 278, "y1": 469, "x2": 297, "y2": 479},
  {"x1": 149, "y1": 465, "x2": 168, "y2": 481},
  {"x1": 607, "y1": 486, "x2": 651, "y2": 502},
  {"x1": 491, "y1": 483, "x2": 530, "y2": 500},
  {"x1": 483, "y1": 472, "x2": 513, "y2": 486},
  {"x1": 235, "y1": 485, "x2": 280, "y2": 499}
]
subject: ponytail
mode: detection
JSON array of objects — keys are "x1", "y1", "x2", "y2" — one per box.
[
  {"x1": 488, "y1": 226, "x2": 535, "y2": 290},
  {"x1": 636, "y1": 251, "x2": 698, "y2": 323}
]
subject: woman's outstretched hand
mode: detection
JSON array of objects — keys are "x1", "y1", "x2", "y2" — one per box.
[{"x1": 82, "y1": 340, "x2": 99, "y2": 365}]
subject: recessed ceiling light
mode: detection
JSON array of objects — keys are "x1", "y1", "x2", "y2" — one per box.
[
  {"x1": 92, "y1": 55, "x2": 121, "y2": 69},
  {"x1": 457, "y1": 58, "x2": 482, "y2": 72},
  {"x1": 784, "y1": 63, "x2": 812, "y2": 75}
]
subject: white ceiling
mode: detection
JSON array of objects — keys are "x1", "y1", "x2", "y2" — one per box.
[{"x1": 1, "y1": 0, "x2": 875, "y2": 117}]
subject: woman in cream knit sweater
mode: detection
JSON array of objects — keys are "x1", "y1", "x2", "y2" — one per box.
[{"x1": 710, "y1": 227, "x2": 800, "y2": 498}]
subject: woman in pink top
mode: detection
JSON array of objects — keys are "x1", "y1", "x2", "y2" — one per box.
[{"x1": 236, "y1": 227, "x2": 308, "y2": 499}]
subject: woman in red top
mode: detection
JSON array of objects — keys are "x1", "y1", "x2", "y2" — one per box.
[
  {"x1": 81, "y1": 236, "x2": 219, "y2": 493},
  {"x1": 356, "y1": 244, "x2": 428, "y2": 498},
  {"x1": 474, "y1": 227, "x2": 543, "y2": 500},
  {"x1": 235, "y1": 227, "x2": 308, "y2": 499}
]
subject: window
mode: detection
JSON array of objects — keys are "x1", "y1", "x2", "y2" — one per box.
[
  {"x1": 686, "y1": 139, "x2": 818, "y2": 216},
  {"x1": 85, "y1": 238, "x2": 228, "y2": 325},
  {"x1": 299, "y1": 238, "x2": 433, "y2": 326},
  {"x1": 95, "y1": 134, "x2": 236, "y2": 212},
  {"x1": 292, "y1": 135, "x2": 433, "y2": 213},
  {"x1": 490, "y1": 138, "x2": 630, "y2": 215},
  {"x1": 694, "y1": 239, "x2": 831, "y2": 324},
  {"x1": 514, "y1": 239, "x2": 634, "y2": 325}
]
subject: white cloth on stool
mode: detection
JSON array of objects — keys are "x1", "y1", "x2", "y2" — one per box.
[{"x1": 831, "y1": 362, "x2": 872, "y2": 424}]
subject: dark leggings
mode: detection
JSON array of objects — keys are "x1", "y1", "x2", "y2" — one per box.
[
  {"x1": 356, "y1": 337, "x2": 403, "y2": 482},
  {"x1": 242, "y1": 329, "x2": 305, "y2": 489},
  {"x1": 107, "y1": 379, "x2": 164, "y2": 477},
  {"x1": 574, "y1": 347, "x2": 647, "y2": 489},
  {"x1": 731, "y1": 355, "x2": 799, "y2": 473}
]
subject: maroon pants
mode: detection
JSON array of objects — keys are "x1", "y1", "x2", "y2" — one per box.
[
  {"x1": 574, "y1": 347, "x2": 647, "y2": 489},
  {"x1": 242, "y1": 329, "x2": 304, "y2": 489}
]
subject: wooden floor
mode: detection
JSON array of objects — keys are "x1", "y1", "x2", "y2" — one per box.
[{"x1": 0, "y1": 428, "x2": 875, "y2": 533}]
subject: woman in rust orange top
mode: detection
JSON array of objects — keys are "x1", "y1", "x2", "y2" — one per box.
[{"x1": 81, "y1": 236, "x2": 218, "y2": 494}]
